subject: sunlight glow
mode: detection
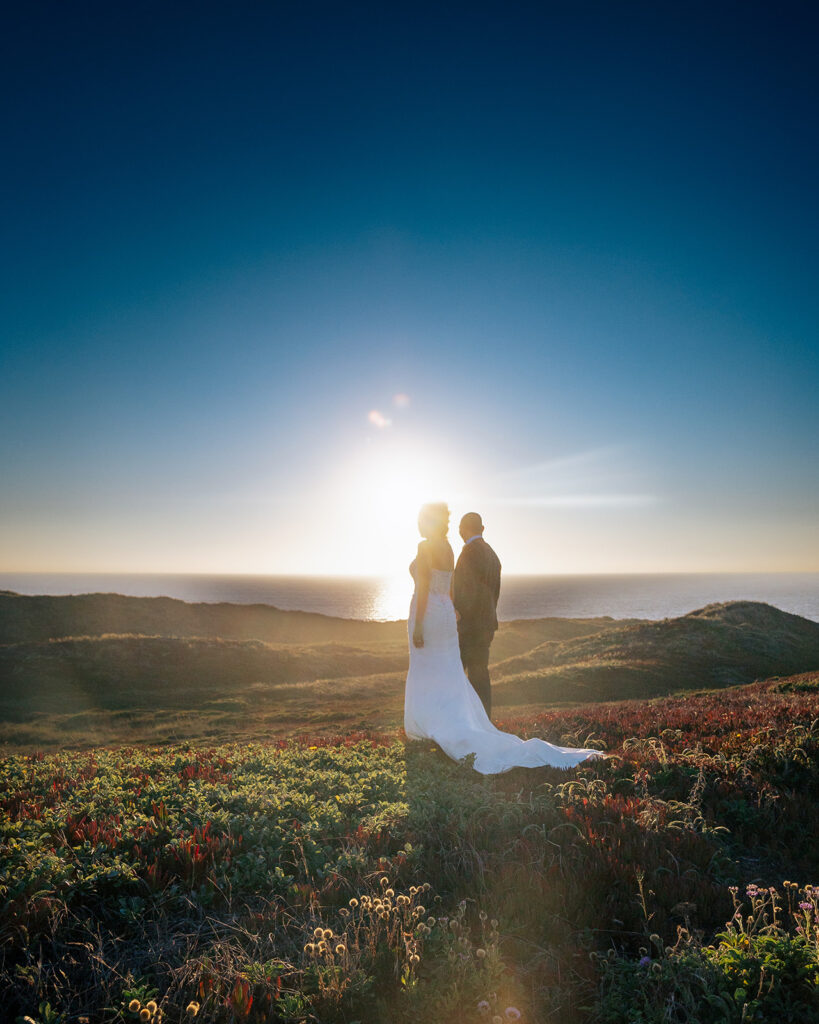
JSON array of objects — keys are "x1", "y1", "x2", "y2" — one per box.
[{"x1": 332, "y1": 439, "x2": 467, "y2": 578}]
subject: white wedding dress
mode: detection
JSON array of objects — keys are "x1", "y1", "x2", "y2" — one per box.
[{"x1": 404, "y1": 568, "x2": 603, "y2": 774}]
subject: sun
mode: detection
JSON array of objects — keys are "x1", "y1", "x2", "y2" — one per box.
[{"x1": 331, "y1": 439, "x2": 466, "y2": 578}]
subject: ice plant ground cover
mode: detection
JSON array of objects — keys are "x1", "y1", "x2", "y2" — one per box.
[{"x1": 2, "y1": 672, "x2": 819, "y2": 1022}]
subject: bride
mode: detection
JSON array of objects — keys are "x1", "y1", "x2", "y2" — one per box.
[{"x1": 404, "y1": 502, "x2": 603, "y2": 774}]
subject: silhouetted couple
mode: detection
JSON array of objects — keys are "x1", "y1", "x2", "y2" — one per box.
[{"x1": 403, "y1": 504, "x2": 602, "y2": 774}]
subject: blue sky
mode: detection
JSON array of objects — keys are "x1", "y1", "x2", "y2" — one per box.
[{"x1": 1, "y1": 1, "x2": 817, "y2": 574}]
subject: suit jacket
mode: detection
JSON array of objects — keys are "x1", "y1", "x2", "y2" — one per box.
[{"x1": 453, "y1": 537, "x2": 502, "y2": 639}]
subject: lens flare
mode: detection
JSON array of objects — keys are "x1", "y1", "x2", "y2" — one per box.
[{"x1": 367, "y1": 410, "x2": 391, "y2": 428}]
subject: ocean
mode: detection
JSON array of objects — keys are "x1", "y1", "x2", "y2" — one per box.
[{"x1": 2, "y1": 572, "x2": 818, "y2": 624}]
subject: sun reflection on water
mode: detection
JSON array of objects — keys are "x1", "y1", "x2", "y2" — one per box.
[{"x1": 369, "y1": 574, "x2": 413, "y2": 621}]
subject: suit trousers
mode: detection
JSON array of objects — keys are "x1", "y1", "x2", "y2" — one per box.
[{"x1": 459, "y1": 629, "x2": 493, "y2": 718}]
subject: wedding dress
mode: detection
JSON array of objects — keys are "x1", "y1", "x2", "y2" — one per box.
[{"x1": 404, "y1": 568, "x2": 603, "y2": 774}]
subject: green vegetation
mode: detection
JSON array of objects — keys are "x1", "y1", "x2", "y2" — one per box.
[
  {"x1": 3, "y1": 595, "x2": 819, "y2": 1019},
  {"x1": 3, "y1": 673, "x2": 819, "y2": 1022}
]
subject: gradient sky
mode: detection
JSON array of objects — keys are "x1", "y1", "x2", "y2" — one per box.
[{"x1": 2, "y1": 2, "x2": 818, "y2": 576}]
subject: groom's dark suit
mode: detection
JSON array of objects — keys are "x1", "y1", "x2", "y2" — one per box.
[{"x1": 453, "y1": 536, "x2": 502, "y2": 717}]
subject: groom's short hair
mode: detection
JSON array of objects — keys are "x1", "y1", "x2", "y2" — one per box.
[{"x1": 460, "y1": 512, "x2": 483, "y2": 535}]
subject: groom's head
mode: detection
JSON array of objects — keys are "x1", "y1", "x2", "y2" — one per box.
[{"x1": 459, "y1": 512, "x2": 484, "y2": 543}]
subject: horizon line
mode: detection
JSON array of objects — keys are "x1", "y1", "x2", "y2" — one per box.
[{"x1": 2, "y1": 568, "x2": 818, "y2": 578}]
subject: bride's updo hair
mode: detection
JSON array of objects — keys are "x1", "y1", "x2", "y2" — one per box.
[{"x1": 418, "y1": 502, "x2": 450, "y2": 540}]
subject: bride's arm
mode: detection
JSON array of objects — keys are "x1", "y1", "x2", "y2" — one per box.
[{"x1": 412, "y1": 542, "x2": 431, "y2": 648}]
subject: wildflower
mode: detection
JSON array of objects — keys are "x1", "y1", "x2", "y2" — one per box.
[
  {"x1": 336, "y1": 944, "x2": 346, "y2": 955},
  {"x1": 386, "y1": 888, "x2": 395, "y2": 897},
  {"x1": 146, "y1": 1003, "x2": 158, "y2": 1015},
  {"x1": 410, "y1": 953, "x2": 420, "y2": 964},
  {"x1": 323, "y1": 928, "x2": 334, "y2": 940},
  {"x1": 397, "y1": 894, "x2": 409, "y2": 905},
  {"x1": 477, "y1": 1002, "x2": 491, "y2": 1015},
  {"x1": 314, "y1": 926, "x2": 324, "y2": 938},
  {"x1": 140, "y1": 1011, "x2": 151, "y2": 1023},
  {"x1": 304, "y1": 943, "x2": 315, "y2": 953},
  {"x1": 427, "y1": 916, "x2": 436, "y2": 926},
  {"x1": 505, "y1": 1010, "x2": 522, "y2": 1021},
  {"x1": 129, "y1": 1001, "x2": 141, "y2": 1014},
  {"x1": 800, "y1": 901, "x2": 813, "y2": 910},
  {"x1": 639, "y1": 955, "x2": 651, "y2": 966},
  {"x1": 381, "y1": 876, "x2": 389, "y2": 887},
  {"x1": 476, "y1": 948, "x2": 487, "y2": 959},
  {"x1": 349, "y1": 897, "x2": 359, "y2": 908},
  {"x1": 185, "y1": 1004, "x2": 199, "y2": 1018}
]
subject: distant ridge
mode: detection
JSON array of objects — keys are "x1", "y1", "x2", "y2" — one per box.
[{"x1": 0, "y1": 590, "x2": 405, "y2": 645}]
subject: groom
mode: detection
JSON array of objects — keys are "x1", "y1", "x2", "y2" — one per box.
[{"x1": 453, "y1": 512, "x2": 502, "y2": 718}]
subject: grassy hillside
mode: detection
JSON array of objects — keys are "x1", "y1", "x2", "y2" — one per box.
[
  {"x1": 2, "y1": 674, "x2": 819, "y2": 1023},
  {"x1": 1, "y1": 596, "x2": 818, "y2": 752}
]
